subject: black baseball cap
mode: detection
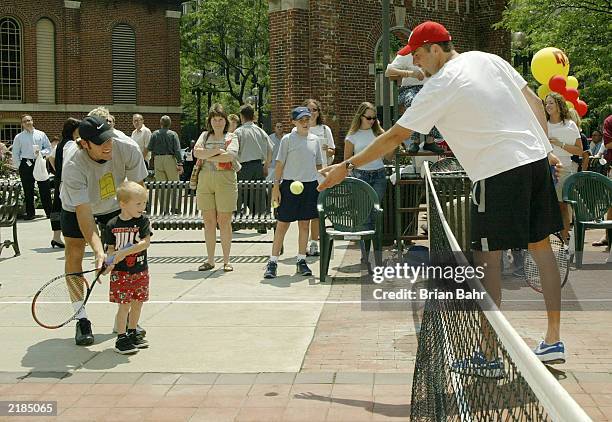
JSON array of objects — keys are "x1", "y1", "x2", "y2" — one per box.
[{"x1": 78, "y1": 116, "x2": 114, "y2": 145}]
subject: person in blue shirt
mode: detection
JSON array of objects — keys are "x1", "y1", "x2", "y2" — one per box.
[{"x1": 11, "y1": 115, "x2": 53, "y2": 220}]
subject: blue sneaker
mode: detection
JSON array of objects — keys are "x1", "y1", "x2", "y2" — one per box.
[
  {"x1": 533, "y1": 340, "x2": 565, "y2": 365},
  {"x1": 296, "y1": 259, "x2": 312, "y2": 276},
  {"x1": 264, "y1": 261, "x2": 278, "y2": 279},
  {"x1": 451, "y1": 351, "x2": 505, "y2": 379}
]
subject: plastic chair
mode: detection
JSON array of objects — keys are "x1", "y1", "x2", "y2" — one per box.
[
  {"x1": 562, "y1": 171, "x2": 612, "y2": 267},
  {"x1": 317, "y1": 177, "x2": 383, "y2": 282}
]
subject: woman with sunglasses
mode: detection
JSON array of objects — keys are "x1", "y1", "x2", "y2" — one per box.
[
  {"x1": 302, "y1": 98, "x2": 336, "y2": 256},
  {"x1": 344, "y1": 102, "x2": 388, "y2": 264}
]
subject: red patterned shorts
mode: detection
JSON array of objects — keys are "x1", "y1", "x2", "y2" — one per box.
[{"x1": 109, "y1": 270, "x2": 149, "y2": 304}]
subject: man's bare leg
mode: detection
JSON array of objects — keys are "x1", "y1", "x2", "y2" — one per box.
[{"x1": 527, "y1": 237, "x2": 561, "y2": 344}]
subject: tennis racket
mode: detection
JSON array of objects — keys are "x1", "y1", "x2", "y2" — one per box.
[
  {"x1": 522, "y1": 233, "x2": 570, "y2": 293},
  {"x1": 31, "y1": 244, "x2": 131, "y2": 329}
]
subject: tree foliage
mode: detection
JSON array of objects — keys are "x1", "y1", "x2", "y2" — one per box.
[
  {"x1": 180, "y1": 0, "x2": 269, "y2": 134},
  {"x1": 499, "y1": 0, "x2": 611, "y2": 129}
]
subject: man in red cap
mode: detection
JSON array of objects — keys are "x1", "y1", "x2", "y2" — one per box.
[{"x1": 319, "y1": 21, "x2": 566, "y2": 372}]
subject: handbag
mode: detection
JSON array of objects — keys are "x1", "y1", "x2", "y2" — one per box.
[
  {"x1": 189, "y1": 159, "x2": 202, "y2": 190},
  {"x1": 33, "y1": 154, "x2": 50, "y2": 182}
]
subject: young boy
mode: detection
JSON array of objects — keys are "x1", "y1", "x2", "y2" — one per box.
[
  {"x1": 264, "y1": 107, "x2": 323, "y2": 278},
  {"x1": 103, "y1": 181, "x2": 152, "y2": 354}
]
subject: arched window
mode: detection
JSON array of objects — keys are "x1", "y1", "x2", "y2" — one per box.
[
  {"x1": 112, "y1": 24, "x2": 136, "y2": 104},
  {"x1": 0, "y1": 17, "x2": 22, "y2": 102},
  {"x1": 36, "y1": 18, "x2": 56, "y2": 103}
]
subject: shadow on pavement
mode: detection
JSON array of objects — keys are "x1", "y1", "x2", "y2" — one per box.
[
  {"x1": 21, "y1": 334, "x2": 126, "y2": 373},
  {"x1": 293, "y1": 392, "x2": 411, "y2": 417}
]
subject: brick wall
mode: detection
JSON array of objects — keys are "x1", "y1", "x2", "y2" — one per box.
[
  {"x1": 0, "y1": 0, "x2": 181, "y2": 141},
  {"x1": 268, "y1": 0, "x2": 510, "y2": 160}
]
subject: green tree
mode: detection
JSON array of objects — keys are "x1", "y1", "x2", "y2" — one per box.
[
  {"x1": 499, "y1": 0, "x2": 611, "y2": 129},
  {"x1": 180, "y1": 0, "x2": 269, "y2": 132}
]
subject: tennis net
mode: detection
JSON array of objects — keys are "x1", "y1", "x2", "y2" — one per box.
[{"x1": 410, "y1": 162, "x2": 590, "y2": 421}]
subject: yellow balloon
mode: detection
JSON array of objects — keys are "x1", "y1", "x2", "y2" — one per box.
[
  {"x1": 567, "y1": 76, "x2": 579, "y2": 89},
  {"x1": 566, "y1": 101, "x2": 574, "y2": 109},
  {"x1": 537, "y1": 85, "x2": 551, "y2": 100},
  {"x1": 531, "y1": 47, "x2": 570, "y2": 85}
]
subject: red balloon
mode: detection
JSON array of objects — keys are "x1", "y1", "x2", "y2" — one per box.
[
  {"x1": 564, "y1": 88, "x2": 579, "y2": 102},
  {"x1": 575, "y1": 100, "x2": 588, "y2": 117},
  {"x1": 549, "y1": 75, "x2": 567, "y2": 93}
]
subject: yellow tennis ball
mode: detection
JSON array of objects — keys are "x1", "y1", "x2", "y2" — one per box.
[
  {"x1": 290, "y1": 181, "x2": 304, "y2": 195},
  {"x1": 273, "y1": 200, "x2": 279, "y2": 208}
]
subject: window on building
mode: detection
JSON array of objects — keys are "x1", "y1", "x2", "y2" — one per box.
[
  {"x1": 111, "y1": 24, "x2": 136, "y2": 104},
  {"x1": 1, "y1": 122, "x2": 22, "y2": 146},
  {"x1": 0, "y1": 17, "x2": 22, "y2": 102},
  {"x1": 36, "y1": 18, "x2": 56, "y2": 103}
]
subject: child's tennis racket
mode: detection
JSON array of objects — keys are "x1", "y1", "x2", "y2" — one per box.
[
  {"x1": 522, "y1": 233, "x2": 570, "y2": 293},
  {"x1": 31, "y1": 244, "x2": 131, "y2": 329}
]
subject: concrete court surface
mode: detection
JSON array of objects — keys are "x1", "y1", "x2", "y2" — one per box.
[{"x1": 0, "y1": 215, "x2": 348, "y2": 374}]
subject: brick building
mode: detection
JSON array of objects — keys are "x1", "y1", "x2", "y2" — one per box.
[
  {"x1": 0, "y1": 0, "x2": 182, "y2": 146},
  {"x1": 268, "y1": 0, "x2": 510, "y2": 160}
]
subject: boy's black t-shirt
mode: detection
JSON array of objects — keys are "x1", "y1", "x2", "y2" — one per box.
[{"x1": 103, "y1": 214, "x2": 152, "y2": 273}]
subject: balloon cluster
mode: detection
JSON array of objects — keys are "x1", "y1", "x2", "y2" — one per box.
[{"x1": 531, "y1": 47, "x2": 588, "y2": 117}]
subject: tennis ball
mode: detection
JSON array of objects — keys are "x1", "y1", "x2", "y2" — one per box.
[
  {"x1": 273, "y1": 200, "x2": 279, "y2": 208},
  {"x1": 290, "y1": 181, "x2": 304, "y2": 195}
]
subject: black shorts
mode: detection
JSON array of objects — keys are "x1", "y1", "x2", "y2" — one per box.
[
  {"x1": 61, "y1": 209, "x2": 121, "y2": 239},
  {"x1": 470, "y1": 158, "x2": 563, "y2": 251},
  {"x1": 276, "y1": 180, "x2": 319, "y2": 223}
]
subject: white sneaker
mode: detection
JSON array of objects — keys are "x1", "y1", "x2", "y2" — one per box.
[{"x1": 306, "y1": 242, "x2": 319, "y2": 257}]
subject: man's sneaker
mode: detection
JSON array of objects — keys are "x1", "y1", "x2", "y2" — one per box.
[
  {"x1": 114, "y1": 335, "x2": 138, "y2": 355},
  {"x1": 533, "y1": 340, "x2": 565, "y2": 365},
  {"x1": 296, "y1": 259, "x2": 313, "y2": 276},
  {"x1": 264, "y1": 261, "x2": 278, "y2": 279},
  {"x1": 75, "y1": 318, "x2": 94, "y2": 346},
  {"x1": 306, "y1": 242, "x2": 320, "y2": 257},
  {"x1": 423, "y1": 142, "x2": 445, "y2": 155},
  {"x1": 128, "y1": 331, "x2": 149, "y2": 349},
  {"x1": 451, "y1": 351, "x2": 505, "y2": 379},
  {"x1": 408, "y1": 142, "x2": 420, "y2": 153}
]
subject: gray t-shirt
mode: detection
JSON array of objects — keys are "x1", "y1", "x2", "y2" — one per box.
[
  {"x1": 235, "y1": 122, "x2": 273, "y2": 163},
  {"x1": 60, "y1": 136, "x2": 149, "y2": 215},
  {"x1": 276, "y1": 132, "x2": 323, "y2": 182}
]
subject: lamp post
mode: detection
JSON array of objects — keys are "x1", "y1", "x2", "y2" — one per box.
[
  {"x1": 511, "y1": 32, "x2": 532, "y2": 77},
  {"x1": 188, "y1": 71, "x2": 204, "y2": 134}
]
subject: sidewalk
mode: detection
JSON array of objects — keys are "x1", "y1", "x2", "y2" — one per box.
[{"x1": 0, "y1": 215, "x2": 611, "y2": 420}]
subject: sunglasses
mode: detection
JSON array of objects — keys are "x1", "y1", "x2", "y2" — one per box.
[
  {"x1": 363, "y1": 116, "x2": 377, "y2": 121},
  {"x1": 308, "y1": 108, "x2": 319, "y2": 112}
]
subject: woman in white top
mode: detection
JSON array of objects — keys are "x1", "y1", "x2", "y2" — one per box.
[
  {"x1": 545, "y1": 92, "x2": 583, "y2": 240},
  {"x1": 303, "y1": 98, "x2": 335, "y2": 256},
  {"x1": 344, "y1": 102, "x2": 389, "y2": 263}
]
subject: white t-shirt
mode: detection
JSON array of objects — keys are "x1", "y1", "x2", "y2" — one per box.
[
  {"x1": 386, "y1": 54, "x2": 426, "y2": 87},
  {"x1": 292, "y1": 125, "x2": 335, "y2": 166},
  {"x1": 131, "y1": 125, "x2": 152, "y2": 161},
  {"x1": 547, "y1": 120, "x2": 581, "y2": 169},
  {"x1": 276, "y1": 132, "x2": 323, "y2": 182},
  {"x1": 60, "y1": 136, "x2": 149, "y2": 215},
  {"x1": 396, "y1": 51, "x2": 551, "y2": 182},
  {"x1": 345, "y1": 129, "x2": 385, "y2": 171}
]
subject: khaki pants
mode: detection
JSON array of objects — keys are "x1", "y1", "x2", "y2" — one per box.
[{"x1": 154, "y1": 155, "x2": 180, "y2": 181}]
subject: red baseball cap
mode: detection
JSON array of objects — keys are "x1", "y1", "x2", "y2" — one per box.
[{"x1": 398, "y1": 21, "x2": 452, "y2": 56}]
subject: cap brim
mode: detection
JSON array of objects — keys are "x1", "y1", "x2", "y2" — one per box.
[
  {"x1": 90, "y1": 129, "x2": 115, "y2": 145},
  {"x1": 294, "y1": 112, "x2": 311, "y2": 121},
  {"x1": 397, "y1": 44, "x2": 413, "y2": 56}
]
